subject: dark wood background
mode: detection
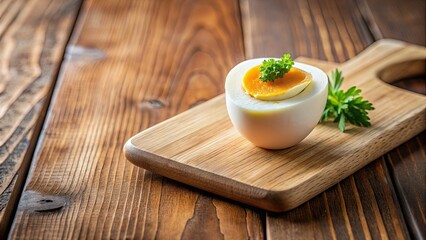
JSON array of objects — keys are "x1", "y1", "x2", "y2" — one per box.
[{"x1": 0, "y1": 0, "x2": 424, "y2": 239}]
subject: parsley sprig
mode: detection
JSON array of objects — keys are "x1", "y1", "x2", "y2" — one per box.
[
  {"x1": 320, "y1": 69, "x2": 374, "y2": 132},
  {"x1": 259, "y1": 54, "x2": 294, "y2": 82}
]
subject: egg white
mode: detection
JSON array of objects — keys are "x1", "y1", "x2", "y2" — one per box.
[{"x1": 225, "y1": 58, "x2": 328, "y2": 149}]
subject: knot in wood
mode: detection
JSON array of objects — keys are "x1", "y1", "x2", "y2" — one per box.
[
  {"x1": 21, "y1": 191, "x2": 67, "y2": 212},
  {"x1": 139, "y1": 99, "x2": 167, "y2": 109}
]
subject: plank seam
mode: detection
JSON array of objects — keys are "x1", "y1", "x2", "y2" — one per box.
[
  {"x1": 2, "y1": 0, "x2": 86, "y2": 238},
  {"x1": 238, "y1": 0, "x2": 250, "y2": 59},
  {"x1": 385, "y1": 151, "x2": 418, "y2": 239},
  {"x1": 238, "y1": 0, "x2": 267, "y2": 237},
  {"x1": 355, "y1": 0, "x2": 383, "y2": 41},
  {"x1": 354, "y1": 1, "x2": 420, "y2": 238}
]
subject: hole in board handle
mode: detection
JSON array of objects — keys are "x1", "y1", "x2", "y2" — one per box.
[{"x1": 377, "y1": 59, "x2": 425, "y2": 95}]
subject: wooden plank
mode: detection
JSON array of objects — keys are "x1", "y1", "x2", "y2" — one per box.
[
  {"x1": 125, "y1": 40, "x2": 426, "y2": 212},
  {"x1": 0, "y1": 0, "x2": 82, "y2": 235},
  {"x1": 241, "y1": 0, "x2": 412, "y2": 238},
  {"x1": 266, "y1": 159, "x2": 411, "y2": 239},
  {"x1": 240, "y1": 0, "x2": 373, "y2": 61},
  {"x1": 9, "y1": 0, "x2": 265, "y2": 238},
  {"x1": 360, "y1": 0, "x2": 425, "y2": 46},
  {"x1": 386, "y1": 132, "x2": 426, "y2": 239},
  {"x1": 360, "y1": 1, "x2": 426, "y2": 238}
]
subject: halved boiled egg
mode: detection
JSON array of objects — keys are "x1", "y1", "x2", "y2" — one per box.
[{"x1": 225, "y1": 58, "x2": 328, "y2": 149}]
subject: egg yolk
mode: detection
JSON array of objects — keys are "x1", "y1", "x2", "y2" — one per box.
[{"x1": 242, "y1": 65, "x2": 311, "y2": 101}]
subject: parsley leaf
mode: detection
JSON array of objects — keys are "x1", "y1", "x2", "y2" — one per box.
[
  {"x1": 320, "y1": 69, "x2": 374, "y2": 132},
  {"x1": 259, "y1": 54, "x2": 294, "y2": 82}
]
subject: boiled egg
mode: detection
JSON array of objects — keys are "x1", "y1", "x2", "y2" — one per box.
[{"x1": 225, "y1": 58, "x2": 328, "y2": 149}]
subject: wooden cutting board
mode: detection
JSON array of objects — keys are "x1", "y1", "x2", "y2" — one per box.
[{"x1": 124, "y1": 39, "x2": 426, "y2": 212}]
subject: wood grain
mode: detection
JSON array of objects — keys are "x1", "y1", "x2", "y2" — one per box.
[
  {"x1": 242, "y1": 0, "x2": 423, "y2": 238},
  {"x1": 5, "y1": 0, "x2": 424, "y2": 238},
  {"x1": 125, "y1": 40, "x2": 426, "y2": 212},
  {"x1": 359, "y1": 1, "x2": 426, "y2": 238},
  {"x1": 266, "y1": 159, "x2": 411, "y2": 239},
  {"x1": 240, "y1": 0, "x2": 374, "y2": 61},
  {"x1": 9, "y1": 0, "x2": 265, "y2": 239},
  {"x1": 0, "y1": 0, "x2": 82, "y2": 235},
  {"x1": 361, "y1": 0, "x2": 425, "y2": 46},
  {"x1": 386, "y1": 133, "x2": 426, "y2": 239}
]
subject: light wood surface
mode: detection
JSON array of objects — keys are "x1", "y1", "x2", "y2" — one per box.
[
  {"x1": 125, "y1": 39, "x2": 426, "y2": 212},
  {"x1": 0, "y1": 0, "x2": 82, "y2": 235}
]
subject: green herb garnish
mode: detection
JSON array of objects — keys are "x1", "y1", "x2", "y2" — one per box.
[
  {"x1": 320, "y1": 69, "x2": 374, "y2": 132},
  {"x1": 259, "y1": 54, "x2": 294, "y2": 82}
]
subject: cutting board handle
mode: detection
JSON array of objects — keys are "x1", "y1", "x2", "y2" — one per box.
[
  {"x1": 337, "y1": 39, "x2": 426, "y2": 93},
  {"x1": 377, "y1": 58, "x2": 425, "y2": 84}
]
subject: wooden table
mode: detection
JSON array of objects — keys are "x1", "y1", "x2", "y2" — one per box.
[{"x1": 0, "y1": 0, "x2": 424, "y2": 239}]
